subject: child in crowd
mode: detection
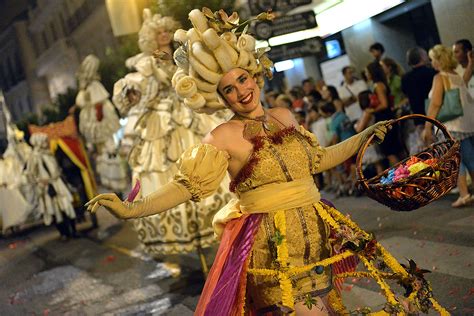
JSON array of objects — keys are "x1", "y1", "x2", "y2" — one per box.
[{"x1": 320, "y1": 102, "x2": 358, "y2": 196}]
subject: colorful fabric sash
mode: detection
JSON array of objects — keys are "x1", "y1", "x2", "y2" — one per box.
[{"x1": 196, "y1": 177, "x2": 320, "y2": 315}]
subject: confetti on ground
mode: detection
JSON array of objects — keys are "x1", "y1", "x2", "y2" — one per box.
[{"x1": 102, "y1": 255, "x2": 116, "y2": 264}]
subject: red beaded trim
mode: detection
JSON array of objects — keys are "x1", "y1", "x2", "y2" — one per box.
[{"x1": 229, "y1": 126, "x2": 298, "y2": 192}]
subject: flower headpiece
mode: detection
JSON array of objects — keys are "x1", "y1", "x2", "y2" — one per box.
[{"x1": 171, "y1": 8, "x2": 274, "y2": 114}]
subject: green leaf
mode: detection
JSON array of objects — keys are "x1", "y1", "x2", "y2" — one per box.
[
  {"x1": 271, "y1": 230, "x2": 284, "y2": 245},
  {"x1": 303, "y1": 294, "x2": 317, "y2": 310}
]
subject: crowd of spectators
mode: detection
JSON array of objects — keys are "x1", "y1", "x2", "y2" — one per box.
[{"x1": 263, "y1": 40, "x2": 474, "y2": 206}]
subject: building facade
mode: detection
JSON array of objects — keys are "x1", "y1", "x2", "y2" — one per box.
[{"x1": 0, "y1": 0, "x2": 122, "y2": 122}]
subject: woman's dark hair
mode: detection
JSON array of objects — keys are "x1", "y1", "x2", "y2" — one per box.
[
  {"x1": 358, "y1": 90, "x2": 372, "y2": 110},
  {"x1": 319, "y1": 102, "x2": 336, "y2": 115},
  {"x1": 381, "y1": 57, "x2": 403, "y2": 76},
  {"x1": 366, "y1": 62, "x2": 388, "y2": 87},
  {"x1": 326, "y1": 85, "x2": 340, "y2": 100}
]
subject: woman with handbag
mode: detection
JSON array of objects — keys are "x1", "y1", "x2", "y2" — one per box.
[
  {"x1": 364, "y1": 62, "x2": 404, "y2": 165},
  {"x1": 423, "y1": 44, "x2": 474, "y2": 207}
]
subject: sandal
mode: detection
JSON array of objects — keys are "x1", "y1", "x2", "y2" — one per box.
[{"x1": 451, "y1": 194, "x2": 472, "y2": 208}]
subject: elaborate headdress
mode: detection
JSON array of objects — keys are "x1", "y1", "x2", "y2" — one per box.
[
  {"x1": 172, "y1": 8, "x2": 274, "y2": 114},
  {"x1": 138, "y1": 8, "x2": 181, "y2": 54}
]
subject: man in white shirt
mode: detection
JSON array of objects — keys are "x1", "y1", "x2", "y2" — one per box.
[
  {"x1": 453, "y1": 39, "x2": 474, "y2": 97},
  {"x1": 337, "y1": 66, "x2": 368, "y2": 122}
]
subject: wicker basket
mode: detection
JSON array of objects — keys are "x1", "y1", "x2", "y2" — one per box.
[{"x1": 356, "y1": 114, "x2": 461, "y2": 212}]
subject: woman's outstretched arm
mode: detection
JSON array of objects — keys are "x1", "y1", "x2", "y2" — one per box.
[{"x1": 86, "y1": 143, "x2": 229, "y2": 219}]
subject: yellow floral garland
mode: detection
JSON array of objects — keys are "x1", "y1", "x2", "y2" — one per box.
[
  {"x1": 360, "y1": 256, "x2": 399, "y2": 306},
  {"x1": 273, "y1": 210, "x2": 294, "y2": 310},
  {"x1": 274, "y1": 210, "x2": 289, "y2": 267},
  {"x1": 245, "y1": 202, "x2": 450, "y2": 315},
  {"x1": 328, "y1": 289, "x2": 347, "y2": 314},
  {"x1": 430, "y1": 298, "x2": 450, "y2": 316}
]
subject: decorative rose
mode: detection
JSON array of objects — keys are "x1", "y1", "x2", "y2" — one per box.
[
  {"x1": 172, "y1": 69, "x2": 187, "y2": 88},
  {"x1": 175, "y1": 76, "x2": 197, "y2": 98},
  {"x1": 237, "y1": 34, "x2": 256, "y2": 52},
  {"x1": 221, "y1": 32, "x2": 237, "y2": 44},
  {"x1": 184, "y1": 93, "x2": 206, "y2": 110}
]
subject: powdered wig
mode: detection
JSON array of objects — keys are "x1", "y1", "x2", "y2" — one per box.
[
  {"x1": 171, "y1": 8, "x2": 274, "y2": 114},
  {"x1": 429, "y1": 44, "x2": 458, "y2": 72},
  {"x1": 138, "y1": 9, "x2": 181, "y2": 54}
]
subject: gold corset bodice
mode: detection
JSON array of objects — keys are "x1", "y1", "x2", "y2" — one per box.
[{"x1": 231, "y1": 126, "x2": 323, "y2": 193}]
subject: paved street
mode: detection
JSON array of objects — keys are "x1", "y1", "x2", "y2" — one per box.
[{"x1": 1, "y1": 192, "x2": 473, "y2": 315}]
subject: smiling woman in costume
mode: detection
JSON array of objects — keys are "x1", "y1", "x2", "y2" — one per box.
[{"x1": 87, "y1": 8, "x2": 449, "y2": 315}]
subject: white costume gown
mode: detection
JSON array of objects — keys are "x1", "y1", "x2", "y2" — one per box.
[
  {"x1": 115, "y1": 56, "x2": 232, "y2": 255},
  {"x1": 25, "y1": 144, "x2": 76, "y2": 226},
  {"x1": 76, "y1": 80, "x2": 120, "y2": 146}
]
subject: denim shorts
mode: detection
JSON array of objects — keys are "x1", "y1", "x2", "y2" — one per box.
[{"x1": 459, "y1": 135, "x2": 474, "y2": 174}]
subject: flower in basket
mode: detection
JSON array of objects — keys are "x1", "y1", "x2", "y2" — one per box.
[
  {"x1": 405, "y1": 156, "x2": 420, "y2": 167},
  {"x1": 394, "y1": 165, "x2": 410, "y2": 182},
  {"x1": 408, "y1": 161, "x2": 430, "y2": 175},
  {"x1": 380, "y1": 168, "x2": 396, "y2": 185}
]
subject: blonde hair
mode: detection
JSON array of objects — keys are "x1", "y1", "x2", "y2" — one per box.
[
  {"x1": 429, "y1": 44, "x2": 458, "y2": 71},
  {"x1": 138, "y1": 9, "x2": 181, "y2": 54}
]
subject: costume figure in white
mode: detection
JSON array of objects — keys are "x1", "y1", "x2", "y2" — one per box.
[
  {"x1": 25, "y1": 133, "x2": 76, "y2": 237},
  {"x1": 112, "y1": 9, "x2": 231, "y2": 259},
  {"x1": 95, "y1": 139, "x2": 128, "y2": 193},
  {"x1": 76, "y1": 54, "x2": 120, "y2": 149},
  {"x1": 0, "y1": 100, "x2": 34, "y2": 233}
]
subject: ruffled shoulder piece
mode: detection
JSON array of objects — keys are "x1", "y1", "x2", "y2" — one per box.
[
  {"x1": 174, "y1": 144, "x2": 230, "y2": 201},
  {"x1": 298, "y1": 125, "x2": 320, "y2": 148},
  {"x1": 297, "y1": 125, "x2": 324, "y2": 174}
]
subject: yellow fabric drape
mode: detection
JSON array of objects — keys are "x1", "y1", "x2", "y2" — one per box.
[
  {"x1": 212, "y1": 177, "x2": 319, "y2": 238},
  {"x1": 50, "y1": 139, "x2": 97, "y2": 200}
]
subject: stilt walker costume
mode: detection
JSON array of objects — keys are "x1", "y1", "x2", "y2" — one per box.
[
  {"x1": 88, "y1": 8, "x2": 449, "y2": 315},
  {"x1": 76, "y1": 55, "x2": 120, "y2": 149},
  {"x1": 113, "y1": 9, "x2": 232, "y2": 256}
]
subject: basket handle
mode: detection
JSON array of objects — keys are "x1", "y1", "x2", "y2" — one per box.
[{"x1": 355, "y1": 114, "x2": 455, "y2": 187}]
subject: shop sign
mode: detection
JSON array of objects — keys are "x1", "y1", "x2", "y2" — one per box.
[
  {"x1": 267, "y1": 37, "x2": 323, "y2": 62},
  {"x1": 254, "y1": 10, "x2": 317, "y2": 40}
]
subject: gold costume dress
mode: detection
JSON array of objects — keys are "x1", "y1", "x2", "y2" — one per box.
[
  {"x1": 89, "y1": 124, "x2": 449, "y2": 314},
  {"x1": 173, "y1": 127, "x2": 447, "y2": 315},
  {"x1": 231, "y1": 127, "x2": 332, "y2": 311}
]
